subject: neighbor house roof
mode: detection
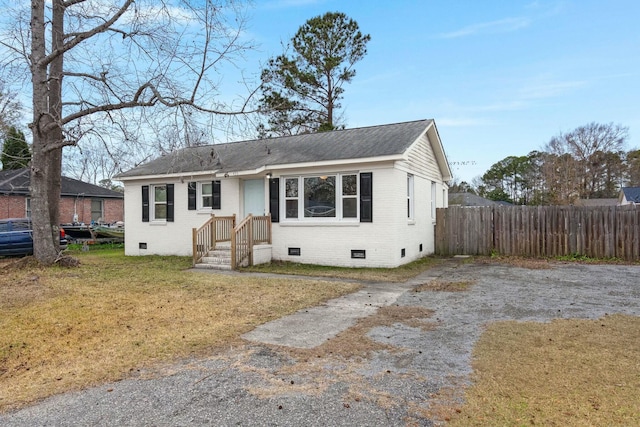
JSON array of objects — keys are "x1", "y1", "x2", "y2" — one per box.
[
  {"x1": 115, "y1": 120, "x2": 451, "y2": 180},
  {"x1": 620, "y1": 187, "x2": 640, "y2": 203},
  {"x1": 448, "y1": 192, "x2": 499, "y2": 207},
  {"x1": 0, "y1": 168, "x2": 123, "y2": 198}
]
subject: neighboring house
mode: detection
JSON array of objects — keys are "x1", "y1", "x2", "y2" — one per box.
[
  {"x1": 448, "y1": 192, "x2": 499, "y2": 207},
  {"x1": 619, "y1": 187, "x2": 640, "y2": 206},
  {"x1": 115, "y1": 119, "x2": 452, "y2": 268},
  {"x1": 0, "y1": 168, "x2": 124, "y2": 224}
]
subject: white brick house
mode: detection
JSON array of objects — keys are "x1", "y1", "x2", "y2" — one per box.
[{"x1": 115, "y1": 120, "x2": 451, "y2": 268}]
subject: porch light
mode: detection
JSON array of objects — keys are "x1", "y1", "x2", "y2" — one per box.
[{"x1": 266, "y1": 173, "x2": 272, "y2": 179}]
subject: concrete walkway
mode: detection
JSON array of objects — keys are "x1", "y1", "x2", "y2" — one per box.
[{"x1": 194, "y1": 262, "x2": 458, "y2": 349}]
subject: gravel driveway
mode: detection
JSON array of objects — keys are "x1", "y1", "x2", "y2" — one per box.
[{"x1": 2, "y1": 260, "x2": 639, "y2": 426}]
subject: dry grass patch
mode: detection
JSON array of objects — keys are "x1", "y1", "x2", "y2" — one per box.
[
  {"x1": 447, "y1": 314, "x2": 640, "y2": 426},
  {"x1": 0, "y1": 249, "x2": 360, "y2": 412}
]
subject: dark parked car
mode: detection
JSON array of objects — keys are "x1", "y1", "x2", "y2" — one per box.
[{"x1": 0, "y1": 218, "x2": 68, "y2": 256}]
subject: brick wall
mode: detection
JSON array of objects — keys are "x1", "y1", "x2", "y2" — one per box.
[
  {"x1": 0, "y1": 194, "x2": 123, "y2": 223},
  {"x1": 0, "y1": 195, "x2": 28, "y2": 218},
  {"x1": 60, "y1": 197, "x2": 123, "y2": 224}
]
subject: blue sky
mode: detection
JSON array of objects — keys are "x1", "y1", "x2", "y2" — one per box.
[{"x1": 241, "y1": 0, "x2": 640, "y2": 182}]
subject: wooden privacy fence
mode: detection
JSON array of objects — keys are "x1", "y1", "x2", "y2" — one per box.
[{"x1": 435, "y1": 205, "x2": 640, "y2": 260}]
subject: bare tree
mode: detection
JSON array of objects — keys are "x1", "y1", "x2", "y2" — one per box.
[
  {"x1": 545, "y1": 122, "x2": 628, "y2": 201},
  {"x1": 0, "y1": 0, "x2": 257, "y2": 264}
]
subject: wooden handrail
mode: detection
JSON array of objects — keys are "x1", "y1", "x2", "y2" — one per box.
[
  {"x1": 193, "y1": 213, "x2": 271, "y2": 268},
  {"x1": 192, "y1": 214, "x2": 236, "y2": 266},
  {"x1": 231, "y1": 214, "x2": 272, "y2": 269}
]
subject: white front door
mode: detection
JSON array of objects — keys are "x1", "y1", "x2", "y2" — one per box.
[{"x1": 243, "y1": 179, "x2": 265, "y2": 217}]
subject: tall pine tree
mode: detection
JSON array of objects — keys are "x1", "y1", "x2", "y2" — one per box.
[
  {"x1": 1, "y1": 126, "x2": 30, "y2": 170},
  {"x1": 257, "y1": 12, "x2": 370, "y2": 137}
]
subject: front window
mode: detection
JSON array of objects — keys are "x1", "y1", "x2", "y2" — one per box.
[
  {"x1": 153, "y1": 185, "x2": 167, "y2": 220},
  {"x1": 201, "y1": 182, "x2": 213, "y2": 208},
  {"x1": 284, "y1": 173, "x2": 358, "y2": 220},
  {"x1": 25, "y1": 198, "x2": 31, "y2": 218},
  {"x1": 304, "y1": 176, "x2": 336, "y2": 217}
]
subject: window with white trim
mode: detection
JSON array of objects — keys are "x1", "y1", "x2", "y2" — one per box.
[
  {"x1": 284, "y1": 173, "x2": 358, "y2": 220},
  {"x1": 153, "y1": 184, "x2": 167, "y2": 220},
  {"x1": 188, "y1": 181, "x2": 220, "y2": 211},
  {"x1": 407, "y1": 174, "x2": 414, "y2": 220},
  {"x1": 342, "y1": 174, "x2": 358, "y2": 218},
  {"x1": 201, "y1": 182, "x2": 213, "y2": 208},
  {"x1": 304, "y1": 176, "x2": 336, "y2": 218},
  {"x1": 285, "y1": 177, "x2": 299, "y2": 219}
]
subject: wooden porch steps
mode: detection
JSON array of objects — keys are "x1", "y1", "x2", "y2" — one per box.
[{"x1": 194, "y1": 242, "x2": 232, "y2": 270}]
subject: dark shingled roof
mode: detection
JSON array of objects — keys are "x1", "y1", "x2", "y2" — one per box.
[
  {"x1": 621, "y1": 187, "x2": 640, "y2": 203},
  {"x1": 448, "y1": 192, "x2": 499, "y2": 207},
  {"x1": 0, "y1": 168, "x2": 123, "y2": 198},
  {"x1": 116, "y1": 120, "x2": 436, "y2": 179}
]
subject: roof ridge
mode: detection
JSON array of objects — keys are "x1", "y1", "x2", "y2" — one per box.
[{"x1": 177, "y1": 119, "x2": 433, "y2": 150}]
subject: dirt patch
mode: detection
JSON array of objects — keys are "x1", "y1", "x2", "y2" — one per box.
[
  {"x1": 286, "y1": 305, "x2": 435, "y2": 361},
  {"x1": 476, "y1": 256, "x2": 554, "y2": 269},
  {"x1": 0, "y1": 275, "x2": 59, "y2": 309},
  {"x1": 1, "y1": 257, "x2": 42, "y2": 271},
  {"x1": 239, "y1": 305, "x2": 436, "y2": 402},
  {"x1": 414, "y1": 279, "x2": 476, "y2": 292},
  {"x1": 233, "y1": 306, "x2": 436, "y2": 408}
]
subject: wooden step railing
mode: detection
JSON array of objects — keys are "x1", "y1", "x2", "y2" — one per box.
[
  {"x1": 192, "y1": 214, "x2": 236, "y2": 266},
  {"x1": 231, "y1": 214, "x2": 272, "y2": 269},
  {"x1": 192, "y1": 214, "x2": 271, "y2": 268}
]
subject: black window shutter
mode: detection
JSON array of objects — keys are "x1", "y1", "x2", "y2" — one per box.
[
  {"x1": 142, "y1": 185, "x2": 149, "y2": 222},
  {"x1": 269, "y1": 178, "x2": 280, "y2": 223},
  {"x1": 360, "y1": 173, "x2": 372, "y2": 223},
  {"x1": 212, "y1": 181, "x2": 221, "y2": 209},
  {"x1": 166, "y1": 184, "x2": 174, "y2": 222},
  {"x1": 187, "y1": 182, "x2": 196, "y2": 210}
]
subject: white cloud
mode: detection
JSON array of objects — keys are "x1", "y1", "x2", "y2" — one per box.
[
  {"x1": 437, "y1": 17, "x2": 530, "y2": 39},
  {"x1": 519, "y1": 79, "x2": 586, "y2": 99}
]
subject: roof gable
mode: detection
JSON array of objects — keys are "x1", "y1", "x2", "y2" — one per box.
[
  {"x1": 116, "y1": 120, "x2": 449, "y2": 179},
  {"x1": 0, "y1": 168, "x2": 123, "y2": 198},
  {"x1": 621, "y1": 187, "x2": 640, "y2": 203}
]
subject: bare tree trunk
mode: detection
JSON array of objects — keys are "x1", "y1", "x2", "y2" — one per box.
[
  {"x1": 9, "y1": 0, "x2": 255, "y2": 265},
  {"x1": 30, "y1": 0, "x2": 62, "y2": 264}
]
